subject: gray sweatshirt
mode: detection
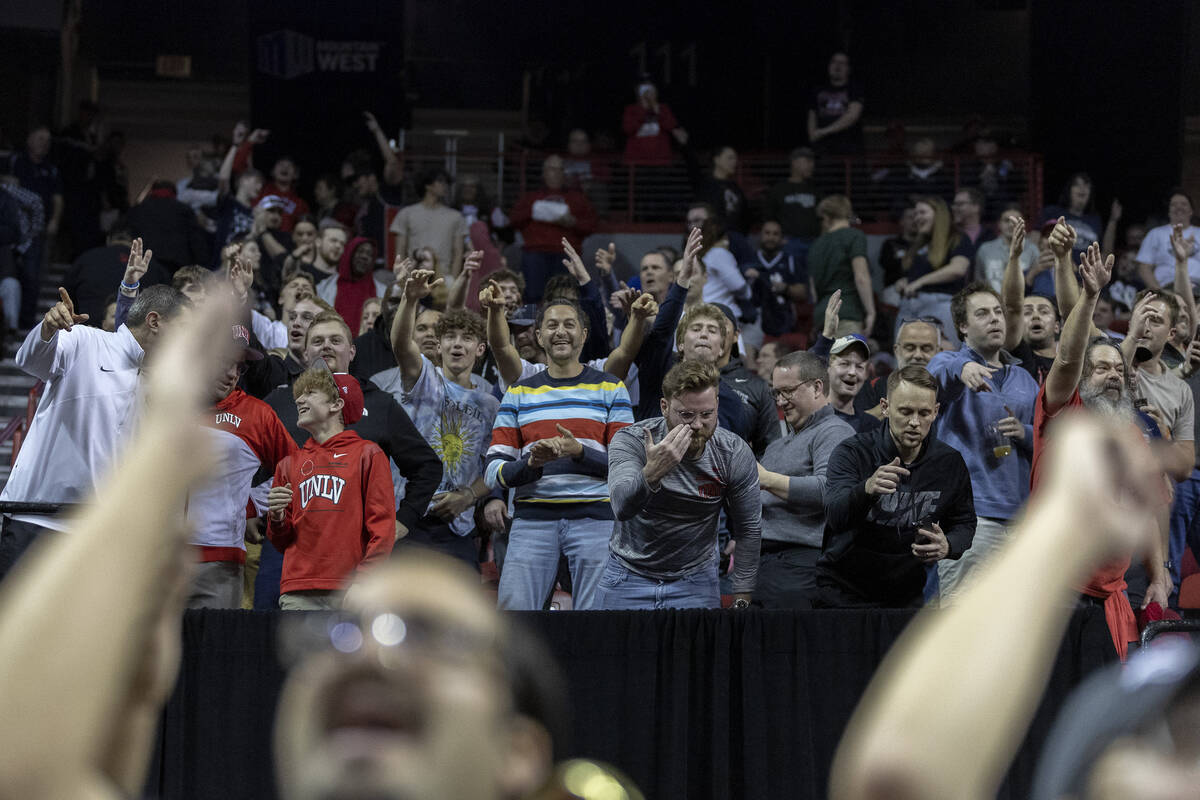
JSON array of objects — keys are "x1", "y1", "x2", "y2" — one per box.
[
  {"x1": 608, "y1": 417, "x2": 762, "y2": 593},
  {"x1": 759, "y1": 404, "x2": 856, "y2": 547}
]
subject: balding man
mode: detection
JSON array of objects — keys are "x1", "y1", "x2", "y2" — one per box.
[{"x1": 509, "y1": 155, "x2": 597, "y2": 303}]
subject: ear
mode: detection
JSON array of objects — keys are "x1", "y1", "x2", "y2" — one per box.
[
  {"x1": 331, "y1": 396, "x2": 345, "y2": 415},
  {"x1": 660, "y1": 397, "x2": 669, "y2": 418},
  {"x1": 497, "y1": 716, "x2": 554, "y2": 798},
  {"x1": 474, "y1": 340, "x2": 486, "y2": 358},
  {"x1": 932, "y1": 402, "x2": 940, "y2": 419}
]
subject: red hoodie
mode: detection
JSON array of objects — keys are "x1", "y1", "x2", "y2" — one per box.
[
  {"x1": 332, "y1": 236, "x2": 380, "y2": 329},
  {"x1": 267, "y1": 429, "x2": 396, "y2": 593}
]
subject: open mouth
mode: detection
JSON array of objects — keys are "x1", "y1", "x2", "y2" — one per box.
[{"x1": 322, "y1": 674, "x2": 427, "y2": 744}]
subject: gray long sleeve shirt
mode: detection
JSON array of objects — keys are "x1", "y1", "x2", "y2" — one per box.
[
  {"x1": 608, "y1": 417, "x2": 762, "y2": 593},
  {"x1": 759, "y1": 404, "x2": 857, "y2": 547}
]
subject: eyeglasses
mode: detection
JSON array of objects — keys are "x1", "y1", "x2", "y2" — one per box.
[
  {"x1": 772, "y1": 379, "x2": 816, "y2": 400},
  {"x1": 278, "y1": 610, "x2": 502, "y2": 673}
]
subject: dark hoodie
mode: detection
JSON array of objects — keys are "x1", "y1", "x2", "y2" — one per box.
[{"x1": 817, "y1": 422, "x2": 976, "y2": 606}]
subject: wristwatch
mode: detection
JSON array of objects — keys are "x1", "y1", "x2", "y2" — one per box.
[{"x1": 732, "y1": 598, "x2": 750, "y2": 610}]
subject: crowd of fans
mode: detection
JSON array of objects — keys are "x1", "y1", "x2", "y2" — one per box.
[{"x1": 0, "y1": 52, "x2": 1197, "y2": 656}]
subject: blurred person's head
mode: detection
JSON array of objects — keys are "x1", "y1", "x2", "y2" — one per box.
[
  {"x1": 272, "y1": 157, "x2": 298, "y2": 188},
  {"x1": 419, "y1": 168, "x2": 451, "y2": 203},
  {"x1": 661, "y1": 360, "x2": 721, "y2": 458},
  {"x1": 772, "y1": 351, "x2": 829, "y2": 431},
  {"x1": 313, "y1": 174, "x2": 342, "y2": 209},
  {"x1": 543, "y1": 274, "x2": 580, "y2": 305},
  {"x1": 212, "y1": 324, "x2": 262, "y2": 403},
  {"x1": 274, "y1": 553, "x2": 562, "y2": 800},
  {"x1": 292, "y1": 218, "x2": 318, "y2": 249},
  {"x1": 1023, "y1": 293, "x2": 1061, "y2": 350},
  {"x1": 894, "y1": 319, "x2": 941, "y2": 368},
  {"x1": 817, "y1": 195, "x2": 853, "y2": 231},
  {"x1": 685, "y1": 202, "x2": 714, "y2": 232},
  {"x1": 541, "y1": 156, "x2": 565, "y2": 191},
  {"x1": 755, "y1": 340, "x2": 792, "y2": 381},
  {"x1": 1130, "y1": 290, "x2": 1178, "y2": 359},
  {"x1": 788, "y1": 147, "x2": 815, "y2": 180},
  {"x1": 759, "y1": 220, "x2": 784, "y2": 256},
  {"x1": 675, "y1": 303, "x2": 728, "y2": 365},
  {"x1": 415, "y1": 309, "x2": 443, "y2": 361},
  {"x1": 347, "y1": 239, "x2": 376, "y2": 278},
  {"x1": 413, "y1": 247, "x2": 438, "y2": 273},
  {"x1": 909, "y1": 138, "x2": 936, "y2": 167},
  {"x1": 828, "y1": 52, "x2": 850, "y2": 85},
  {"x1": 998, "y1": 206, "x2": 1025, "y2": 241},
  {"x1": 898, "y1": 204, "x2": 920, "y2": 241},
  {"x1": 1124, "y1": 223, "x2": 1148, "y2": 250},
  {"x1": 1061, "y1": 172, "x2": 1094, "y2": 215},
  {"x1": 489, "y1": 269, "x2": 525, "y2": 314},
  {"x1": 26, "y1": 125, "x2": 50, "y2": 160},
  {"x1": 880, "y1": 366, "x2": 940, "y2": 455},
  {"x1": 280, "y1": 272, "x2": 317, "y2": 310},
  {"x1": 566, "y1": 129, "x2": 591, "y2": 157},
  {"x1": 950, "y1": 283, "x2": 1006, "y2": 353},
  {"x1": 952, "y1": 188, "x2": 984, "y2": 228},
  {"x1": 303, "y1": 312, "x2": 356, "y2": 373},
  {"x1": 359, "y1": 297, "x2": 382, "y2": 337},
  {"x1": 236, "y1": 168, "x2": 264, "y2": 203},
  {"x1": 534, "y1": 300, "x2": 587, "y2": 366},
  {"x1": 1167, "y1": 189, "x2": 1194, "y2": 228},
  {"x1": 317, "y1": 224, "x2": 348, "y2": 265},
  {"x1": 172, "y1": 265, "x2": 212, "y2": 304},
  {"x1": 639, "y1": 251, "x2": 673, "y2": 301},
  {"x1": 711, "y1": 146, "x2": 737, "y2": 180}
]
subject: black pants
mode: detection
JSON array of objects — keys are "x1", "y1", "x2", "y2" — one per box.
[
  {"x1": 394, "y1": 518, "x2": 479, "y2": 571},
  {"x1": 0, "y1": 517, "x2": 55, "y2": 581},
  {"x1": 755, "y1": 542, "x2": 821, "y2": 609},
  {"x1": 812, "y1": 573, "x2": 923, "y2": 609}
]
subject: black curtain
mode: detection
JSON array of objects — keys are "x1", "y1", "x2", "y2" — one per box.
[{"x1": 147, "y1": 607, "x2": 1115, "y2": 800}]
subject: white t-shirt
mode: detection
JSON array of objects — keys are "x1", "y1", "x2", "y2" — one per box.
[
  {"x1": 701, "y1": 246, "x2": 750, "y2": 308},
  {"x1": 1137, "y1": 224, "x2": 1200, "y2": 287}
]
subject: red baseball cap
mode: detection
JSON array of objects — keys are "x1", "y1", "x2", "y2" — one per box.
[{"x1": 331, "y1": 373, "x2": 364, "y2": 424}]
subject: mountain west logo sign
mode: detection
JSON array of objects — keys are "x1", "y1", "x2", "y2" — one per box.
[{"x1": 257, "y1": 30, "x2": 382, "y2": 79}]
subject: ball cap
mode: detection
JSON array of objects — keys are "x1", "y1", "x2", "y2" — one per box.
[
  {"x1": 1031, "y1": 639, "x2": 1200, "y2": 800},
  {"x1": 830, "y1": 332, "x2": 871, "y2": 359},
  {"x1": 232, "y1": 324, "x2": 263, "y2": 361},
  {"x1": 331, "y1": 373, "x2": 365, "y2": 425}
]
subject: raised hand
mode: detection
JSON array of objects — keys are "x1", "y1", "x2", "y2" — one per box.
[
  {"x1": 124, "y1": 237, "x2": 153, "y2": 286},
  {"x1": 865, "y1": 457, "x2": 910, "y2": 496},
  {"x1": 1170, "y1": 223, "x2": 1195, "y2": 263},
  {"x1": 610, "y1": 283, "x2": 636, "y2": 316},
  {"x1": 268, "y1": 483, "x2": 293, "y2": 521},
  {"x1": 960, "y1": 361, "x2": 997, "y2": 392},
  {"x1": 630, "y1": 292, "x2": 659, "y2": 320},
  {"x1": 392, "y1": 254, "x2": 415, "y2": 286},
  {"x1": 642, "y1": 424, "x2": 693, "y2": 485},
  {"x1": 912, "y1": 522, "x2": 949, "y2": 563},
  {"x1": 822, "y1": 289, "x2": 843, "y2": 339},
  {"x1": 1110, "y1": 197, "x2": 1123, "y2": 224},
  {"x1": 462, "y1": 249, "x2": 484, "y2": 275},
  {"x1": 561, "y1": 238, "x2": 589, "y2": 283},
  {"x1": 363, "y1": 110, "x2": 382, "y2": 134},
  {"x1": 404, "y1": 268, "x2": 444, "y2": 301},
  {"x1": 595, "y1": 242, "x2": 617, "y2": 276},
  {"x1": 42, "y1": 287, "x2": 88, "y2": 339},
  {"x1": 248, "y1": 128, "x2": 270, "y2": 145},
  {"x1": 228, "y1": 252, "x2": 254, "y2": 299},
  {"x1": 479, "y1": 279, "x2": 506, "y2": 312},
  {"x1": 677, "y1": 227, "x2": 703, "y2": 287},
  {"x1": 1078, "y1": 241, "x2": 1114, "y2": 297},
  {"x1": 1047, "y1": 216, "x2": 1077, "y2": 259},
  {"x1": 1007, "y1": 215, "x2": 1025, "y2": 263}
]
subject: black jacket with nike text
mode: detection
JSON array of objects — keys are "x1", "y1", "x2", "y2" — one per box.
[{"x1": 817, "y1": 423, "x2": 976, "y2": 606}]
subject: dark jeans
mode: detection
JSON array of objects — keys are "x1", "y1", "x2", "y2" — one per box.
[
  {"x1": 755, "y1": 542, "x2": 821, "y2": 609},
  {"x1": 521, "y1": 250, "x2": 568, "y2": 304},
  {"x1": 253, "y1": 537, "x2": 284, "y2": 610},
  {"x1": 394, "y1": 518, "x2": 479, "y2": 571},
  {"x1": 812, "y1": 572, "x2": 923, "y2": 609},
  {"x1": 19, "y1": 237, "x2": 44, "y2": 328},
  {"x1": 0, "y1": 517, "x2": 54, "y2": 580}
]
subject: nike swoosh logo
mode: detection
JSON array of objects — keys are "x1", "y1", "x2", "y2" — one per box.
[
  {"x1": 333, "y1": 453, "x2": 347, "y2": 458},
  {"x1": 100, "y1": 366, "x2": 114, "y2": 372},
  {"x1": 733, "y1": 378, "x2": 748, "y2": 383}
]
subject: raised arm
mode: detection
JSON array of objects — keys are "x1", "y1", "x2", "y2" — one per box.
[
  {"x1": 604, "y1": 292, "x2": 658, "y2": 382},
  {"x1": 829, "y1": 417, "x2": 1164, "y2": 800},
  {"x1": 0, "y1": 294, "x2": 236, "y2": 799},
  {"x1": 1001, "y1": 216, "x2": 1026, "y2": 352},
  {"x1": 1045, "y1": 242, "x2": 1111, "y2": 413},
  {"x1": 1048, "y1": 217, "x2": 1083, "y2": 321},
  {"x1": 364, "y1": 111, "x2": 403, "y2": 187},
  {"x1": 480, "y1": 279, "x2": 524, "y2": 387},
  {"x1": 445, "y1": 249, "x2": 482, "y2": 311},
  {"x1": 851, "y1": 254, "x2": 876, "y2": 335},
  {"x1": 1170, "y1": 223, "x2": 1197, "y2": 343},
  {"x1": 388, "y1": 258, "x2": 434, "y2": 390}
]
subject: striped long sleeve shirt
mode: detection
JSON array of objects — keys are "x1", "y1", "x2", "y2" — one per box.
[{"x1": 485, "y1": 365, "x2": 633, "y2": 520}]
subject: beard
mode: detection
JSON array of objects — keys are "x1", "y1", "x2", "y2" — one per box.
[
  {"x1": 1079, "y1": 379, "x2": 1136, "y2": 424},
  {"x1": 686, "y1": 426, "x2": 715, "y2": 458}
]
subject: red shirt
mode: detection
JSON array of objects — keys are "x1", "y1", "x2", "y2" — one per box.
[
  {"x1": 508, "y1": 187, "x2": 596, "y2": 253},
  {"x1": 267, "y1": 429, "x2": 396, "y2": 593},
  {"x1": 622, "y1": 103, "x2": 678, "y2": 165},
  {"x1": 256, "y1": 182, "x2": 311, "y2": 232},
  {"x1": 1031, "y1": 383, "x2": 1135, "y2": 659}
]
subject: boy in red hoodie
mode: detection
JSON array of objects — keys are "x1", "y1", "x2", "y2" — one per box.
[{"x1": 267, "y1": 366, "x2": 396, "y2": 610}]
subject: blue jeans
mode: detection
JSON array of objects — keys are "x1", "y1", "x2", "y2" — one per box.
[
  {"x1": 497, "y1": 515, "x2": 613, "y2": 610},
  {"x1": 595, "y1": 555, "x2": 721, "y2": 610},
  {"x1": 521, "y1": 250, "x2": 568, "y2": 304}
]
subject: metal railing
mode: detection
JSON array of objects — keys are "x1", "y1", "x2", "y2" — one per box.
[{"x1": 393, "y1": 147, "x2": 1043, "y2": 232}]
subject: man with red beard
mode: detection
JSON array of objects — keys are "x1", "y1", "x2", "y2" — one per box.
[{"x1": 1031, "y1": 241, "x2": 1172, "y2": 659}]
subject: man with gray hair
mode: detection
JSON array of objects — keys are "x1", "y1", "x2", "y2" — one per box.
[
  {"x1": 756, "y1": 350, "x2": 856, "y2": 607},
  {"x1": 508, "y1": 154, "x2": 596, "y2": 303},
  {"x1": 0, "y1": 279, "x2": 187, "y2": 577}
]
